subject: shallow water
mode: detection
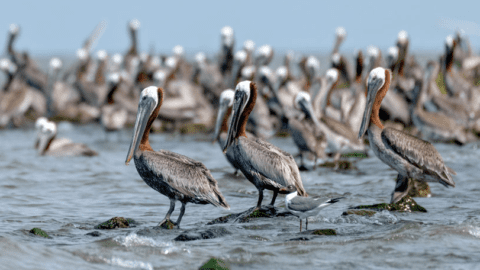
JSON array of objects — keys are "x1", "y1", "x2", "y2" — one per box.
[{"x1": 1, "y1": 123, "x2": 480, "y2": 269}]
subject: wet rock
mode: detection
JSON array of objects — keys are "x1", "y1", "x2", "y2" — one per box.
[
  {"x1": 352, "y1": 196, "x2": 427, "y2": 213},
  {"x1": 311, "y1": 229, "x2": 337, "y2": 235},
  {"x1": 408, "y1": 179, "x2": 431, "y2": 198},
  {"x1": 174, "y1": 227, "x2": 231, "y2": 242},
  {"x1": 207, "y1": 206, "x2": 292, "y2": 225},
  {"x1": 341, "y1": 152, "x2": 368, "y2": 159},
  {"x1": 136, "y1": 226, "x2": 172, "y2": 237},
  {"x1": 180, "y1": 123, "x2": 209, "y2": 134},
  {"x1": 199, "y1": 257, "x2": 230, "y2": 270},
  {"x1": 288, "y1": 237, "x2": 310, "y2": 241},
  {"x1": 157, "y1": 219, "x2": 177, "y2": 230},
  {"x1": 29, "y1": 228, "x2": 50, "y2": 238},
  {"x1": 94, "y1": 217, "x2": 136, "y2": 229},
  {"x1": 342, "y1": 210, "x2": 377, "y2": 217},
  {"x1": 86, "y1": 231, "x2": 102, "y2": 237},
  {"x1": 319, "y1": 160, "x2": 356, "y2": 170}
]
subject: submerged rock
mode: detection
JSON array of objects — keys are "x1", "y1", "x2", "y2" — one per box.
[
  {"x1": 311, "y1": 229, "x2": 337, "y2": 235},
  {"x1": 341, "y1": 152, "x2": 368, "y2": 159},
  {"x1": 175, "y1": 227, "x2": 231, "y2": 242},
  {"x1": 342, "y1": 210, "x2": 377, "y2": 217},
  {"x1": 94, "y1": 217, "x2": 136, "y2": 229},
  {"x1": 29, "y1": 228, "x2": 50, "y2": 238},
  {"x1": 352, "y1": 196, "x2": 427, "y2": 212},
  {"x1": 86, "y1": 231, "x2": 102, "y2": 237},
  {"x1": 207, "y1": 206, "x2": 293, "y2": 225},
  {"x1": 199, "y1": 257, "x2": 230, "y2": 270},
  {"x1": 319, "y1": 160, "x2": 356, "y2": 170},
  {"x1": 408, "y1": 179, "x2": 431, "y2": 198}
]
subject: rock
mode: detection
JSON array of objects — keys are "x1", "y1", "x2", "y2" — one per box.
[
  {"x1": 29, "y1": 228, "x2": 50, "y2": 238},
  {"x1": 342, "y1": 210, "x2": 377, "y2": 217},
  {"x1": 352, "y1": 196, "x2": 427, "y2": 212},
  {"x1": 341, "y1": 152, "x2": 368, "y2": 159},
  {"x1": 180, "y1": 123, "x2": 209, "y2": 134},
  {"x1": 207, "y1": 206, "x2": 293, "y2": 225},
  {"x1": 86, "y1": 231, "x2": 102, "y2": 237},
  {"x1": 319, "y1": 160, "x2": 356, "y2": 170},
  {"x1": 288, "y1": 237, "x2": 310, "y2": 241},
  {"x1": 94, "y1": 217, "x2": 136, "y2": 229},
  {"x1": 199, "y1": 257, "x2": 230, "y2": 270},
  {"x1": 175, "y1": 227, "x2": 231, "y2": 242},
  {"x1": 408, "y1": 179, "x2": 431, "y2": 198},
  {"x1": 158, "y1": 219, "x2": 177, "y2": 230},
  {"x1": 311, "y1": 229, "x2": 337, "y2": 235}
]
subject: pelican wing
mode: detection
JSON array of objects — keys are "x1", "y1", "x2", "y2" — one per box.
[
  {"x1": 239, "y1": 137, "x2": 306, "y2": 195},
  {"x1": 381, "y1": 128, "x2": 455, "y2": 186},
  {"x1": 321, "y1": 116, "x2": 358, "y2": 143},
  {"x1": 143, "y1": 150, "x2": 229, "y2": 208}
]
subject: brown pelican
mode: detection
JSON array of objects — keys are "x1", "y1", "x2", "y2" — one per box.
[
  {"x1": 125, "y1": 86, "x2": 229, "y2": 227},
  {"x1": 101, "y1": 74, "x2": 128, "y2": 134},
  {"x1": 219, "y1": 26, "x2": 235, "y2": 77},
  {"x1": 223, "y1": 81, "x2": 307, "y2": 210},
  {"x1": 288, "y1": 91, "x2": 326, "y2": 169},
  {"x1": 412, "y1": 62, "x2": 473, "y2": 144},
  {"x1": 359, "y1": 67, "x2": 456, "y2": 203},
  {"x1": 36, "y1": 120, "x2": 98, "y2": 157},
  {"x1": 331, "y1": 27, "x2": 346, "y2": 56}
]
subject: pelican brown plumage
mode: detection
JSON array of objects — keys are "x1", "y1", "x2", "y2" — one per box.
[
  {"x1": 223, "y1": 81, "x2": 307, "y2": 211},
  {"x1": 125, "y1": 86, "x2": 229, "y2": 227},
  {"x1": 359, "y1": 67, "x2": 456, "y2": 203}
]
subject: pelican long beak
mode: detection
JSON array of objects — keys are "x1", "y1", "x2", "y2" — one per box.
[
  {"x1": 298, "y1": 98, "x2": 322, "y2": 128},
  {"x1": 358, "y1": 78, "x2": 383, "y2": 139},
  {"x1": 223, "y1": 91, "x2": 248, "y2": 153},
  {"x1": 213, "y1": 100, "x2": 230, "y2": 144},
  {"x1": 125, "y1": 97, "x2": 156, "y2": 165},
  {"x1": 37, "y1": 132, "x2": 52, "y2": 156}
]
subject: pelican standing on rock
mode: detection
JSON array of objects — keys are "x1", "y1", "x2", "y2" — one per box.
[
  {"x1": 358, "y1": 67, "x2": 456, "y2": 203},
  {"x1": 223, "y1": 81, "x2": 307, "y2": 211},
  {"x1": 125, "y1": 86, "x2": 230, "y2": 227}
]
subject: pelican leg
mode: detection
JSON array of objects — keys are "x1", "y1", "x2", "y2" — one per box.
[
  {"x1": 313, "y1": 153, "x2": 318, "y2": 170},
  {"x1": 391, "y1": 174, "x2": 410, "y2": 203},
  {"x1": 299, "y1": 219, "x2": 302, "y2": 232},
  {"x1": 306, "y1": 218, "x2": 308, "y2": 230},
  {"x1": 174, "y1": 202, "x2": 186, "y2": 227},
  {"x1": 158, "y1": 199, "x2": 176, "y2": 226},
  {"x1": 234, "y1": 169, "x2": 239, "y2": 176},
  {"x1": 269, "y1": 190, "x2": 278, "y2": 207},
  {"x1": 255, "y1": 189, "x2": 264, "y2": 210},
  {"x1": 333, "y1": 152, "x2": 341, "y2": 170}
]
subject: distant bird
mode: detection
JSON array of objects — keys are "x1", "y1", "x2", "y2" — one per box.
[
  {"x1": 36, "y1": 120, "x2": 98, "y2": 157},
  {"x1": 284, "y1": 185, "x2": 343, "y2": 232},
  {"x1": 288, "y1": 91, "x2": 326, "y2": 169},
  {"x1": 125, "y1": 86, "x2": 229, "y2": 227},
  {"x1": 223, "y1": 81, "x2": 307, "y2": 211},
  {"x1": 359, "y1": 67, "x2": 456, "y2": 203}
]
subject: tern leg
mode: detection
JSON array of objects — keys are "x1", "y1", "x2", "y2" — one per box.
[
  {"x1": 174, "y1": 202, "x2": 186, "y2": 227},
  {"x1": 300, "y1": 219, "x2": 302, "y2": 232},
  {"x1": 391, "y1": 174, "x2": 410, "y2": 203},
  {"x1": 158, "y1": 199, "x2": 176, "y2": 226},
  {"x1": 269, "y1": 190, "x2": 278, "y2": 207},
  {"x1": 313, "y1": 153, "x2": 317, "y2": 170}
]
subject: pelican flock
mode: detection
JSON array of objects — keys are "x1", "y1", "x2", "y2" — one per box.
[{"x1": 2, "y1": 20, "x2": 479, "y2": 232}]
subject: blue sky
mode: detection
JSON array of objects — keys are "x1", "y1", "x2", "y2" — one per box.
[{"x1": 1, "y1": 0, "x2": 479, "y2": 56}]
